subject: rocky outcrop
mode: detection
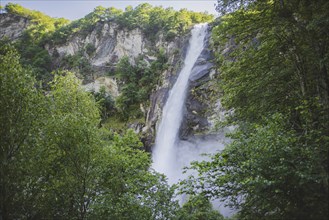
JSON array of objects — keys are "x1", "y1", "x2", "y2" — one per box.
[
  {"x1": 48, "y1": 21, "x2": 187, "y2": 82},
  {"x1": 48, "y1": 22, "x2": 145, "y2": 67},
  {"x1": 48, "y1": 22, "x2": 182, "y2": 70},
  {"x1": 82, "y1": 76, "x2": 119, "y2": 97},
  {"x1": 180, "y1": 26, "x2": 218, "y2": 139},
  {"x1": 0, "y1": 13, "x2": 29, "y2": 40}
]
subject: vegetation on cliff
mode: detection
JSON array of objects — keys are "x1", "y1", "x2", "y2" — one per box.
[
  {"x1": 49, "y1": 3, "x2": 213, "y2": 44},
  {"x1": 3, "y1": 3, "x2": 69, "y2": 82},
  {"x1": 115, "y1": 49, "x2": 168, "y2": 120},
  {"x1": 2, "y1": 3, "x2": 212, "y2": 78}
]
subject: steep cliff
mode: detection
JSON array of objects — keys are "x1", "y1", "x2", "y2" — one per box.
[
  {"x1": 44, "y1": 21, "x2": 192, "y2": 149},
  {"x1": 0, "y1": 11, "x2": 218, "y2": 150},
  {"x1": 0, "y1": 13, "x2": 29, "y2": 40},
  {"x1": 46, "y1": 20, "x2": 188, "y2": 94}
]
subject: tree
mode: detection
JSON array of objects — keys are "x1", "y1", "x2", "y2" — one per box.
[
  {"x1": 0, "y1": 45, "x2": 46, "y2": 219},
  {"x1": 215, "y1": 0, "x2": 256, "y2": 15},
  {"x1": 89, "y1": 130, "x2": 179, "y2": 219},
  {"x1": 115, "y1": 55, "x2": 166, "y2": 120},
  {"x1": 182, "y1": 0, "x2": 329, "y2": 219},
  {"x1": 33, "y1": 71, "x2": 102, "y2": 219},
  {"x1": 0, "y1": 46, "x2": 180, "y2": 218},
  {"x1": 176, "y1": 195, "x2": 225, "y2": 220},
  {"x1": 183, "y1": 114, "x2": 328, "y2": 219},
  {"x1": 3, "y1": 3, "x2": 70, "y2": 82},
  {"x1": 92, "y1": 86, "x2": 115, "y2": 121},
  {"x1": 5, "y1": 3, "x2": 69, "y2": 41}
]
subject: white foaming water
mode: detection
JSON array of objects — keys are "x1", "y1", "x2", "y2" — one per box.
[
  {"x1": 152, "y1": 24, "x2": 234, "y2": 217},
  {"x1": 152, "y1": 24, "x2": 208, "y2": 184}
]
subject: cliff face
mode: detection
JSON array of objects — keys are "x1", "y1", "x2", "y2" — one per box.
[
  {"x1": 0, "y1": 13, "x2": 220, "y2": 148},
  {"x1": 180, "y1": 26, "x2": 226, "y2": 140},
  {"x1": 48, "y1": 22, "x2": 145, "y2": 67},
  {"x1": 44, "y1": 20, "x2": 192, "y2": 148},
  {"x1": 46, "y1": 21, "x2": 188, "y2": 96},
  {"x1": 0, "y1": 14, "x2": 30, "y2": 40}
]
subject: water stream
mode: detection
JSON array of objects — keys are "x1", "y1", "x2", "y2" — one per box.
[
  {"x1": 152, "y1": 24, "x2": 233, "y2": 217},
  {"x1": 152, "y1": 24, "x2": 208, "y2": 184}
]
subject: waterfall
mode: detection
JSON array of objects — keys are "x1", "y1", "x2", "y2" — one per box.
[
  {"x1": 152, "y1": 24, "x2": 208, "y2": 184},
  {"x1": 151, "y1": 24, "x2": 234, "y2": 217}
]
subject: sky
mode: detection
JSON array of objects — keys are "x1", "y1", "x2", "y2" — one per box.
[{"x1": 1, "y1": 0, "x2": 219, "y2": 20}]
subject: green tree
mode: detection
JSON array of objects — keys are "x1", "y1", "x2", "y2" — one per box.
[
  {"x1": 0, "y1": 45, "x2": 46, "y2": 219},
  {"x1": 90, "y1": 130, "x2": 179, "y2": 219},
  {"x1": 183, "y1": 114, "x2": 328, "y2": 219},
  {"x1": 114, "y1": 50, "x2": 169, "y2": 121},
  {"x1": 5, "y1": 3, "x2": 69, "y2": 41},
  {"x1": 92, "y1": 86, "x2": 115, "y2": 121},
  {"x1": 176, "y1": 195, "x2": 225, "y2": 220},
  {"x1": 0, "y1": 47, "x2": 179, "y2": 219},
  {"x1": 3, "y1": 3, "x2": 70, "y2": 82},
  {"x1": 182, "y1": 0, "x2": 329, "y2": 219},
  {"x1": 35, "y1": 71, "x2": 102, "y2": 219}
]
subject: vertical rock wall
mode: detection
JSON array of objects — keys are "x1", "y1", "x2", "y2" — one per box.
[
  {"x1": 0, "y1": 13, "x2": 222, "y2": 150},
  {"x1": 0, "y1": 14, "x2": 29, "y2": 40}
]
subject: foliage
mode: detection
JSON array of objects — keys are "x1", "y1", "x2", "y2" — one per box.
[
  {"x1": 90, "y1": 130, "x2": 179, "y2": 219},
  {"x1": 115, "y1": 3, "x2": 213, "y2": 40},
  {"x1": 91, "y1": 86, "x2": 115, "y2": 121},
  {"x1": 85, "y1": 43, "x2": 96, "y2": 57},
  {"x1": 182, "y1": 0, "x2": 329, "y2": 219},
  {"x1": 0, "y1": 44, "x2": 46, "y2": 219},
  {"x1": 0, "y1": 37, "x2": 52, "y2": 86},
  {"x1": 13, "y1": 39, "x2": 53, "y2": 82},
  {"x1": 115, "y1": 49, "x2": 168, "y2": 120},
  {"x1": 60, "y1": 51, "x2": 93, "y2": 77},
  {"x1": 35, "y1": 71, "x2": 102, "y2": 218},
  {"x1": 0, "y1": 46, "x2": 179, "y2": 219},
  {"x1": 3, "y1": 3, "x2": 69, "y2": 83},
  {"x1": 182, "y1": 114, "x2": 328, "y2": 219},
  {"x1": 214, "y1": 0, "x2": 256, "y2": 15},
  {"x1": 176, "y1": 195, "x2": 225, "y2": 220},
  {"x1": 49, "y1": 3, "x2": 213, "y2": 44},
  {"x1": 5, "y1": 3, "x2": 69, "y2": 42}
]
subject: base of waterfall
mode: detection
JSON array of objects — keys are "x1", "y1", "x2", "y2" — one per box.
[{"x1": 170, "y1": 134, "x2": 235, "y2": 217}]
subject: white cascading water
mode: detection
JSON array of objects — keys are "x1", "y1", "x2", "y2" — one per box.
[
  {"x1": 152, "y1": 24, "x2": 208, "y2": 184},
  {"x1": 152, "y1": 24, "x2": 234, "y2": 217}
]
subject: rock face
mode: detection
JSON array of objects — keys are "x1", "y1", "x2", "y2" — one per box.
[
  {"x1": 47, "y1": 21, "x2": 188, "y2": 90},
  {"x1": 82, "y1": 76, "x2": 119, "y2": 97},
  {"x1": 180, "y1": 26, "x2": 218, "y2": 139},
  {"x1": 0, "y1": 13, "x2": 219, "y2": 149},
  {"x1": 141, "y1": 36, "x2": 190, "y2": 149},
  {"x1": 0, "y1": 13, "x2": 29, "y2": 40},
  {"x1": 48, "y1": 22, "x2": 182, "y2": 71},
  {"x1": 48, "y1": 22, "x2": 145, "y2": 67},
  {"x1": 46, "y1": 20, "x2": 191, "y2": 149}
]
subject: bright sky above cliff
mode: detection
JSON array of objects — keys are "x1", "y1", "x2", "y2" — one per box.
[{"x1": 1, "y1": 0, "x2": 218, "y2": 20}]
